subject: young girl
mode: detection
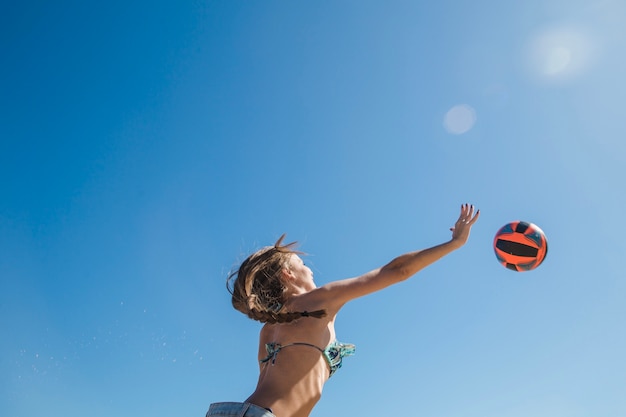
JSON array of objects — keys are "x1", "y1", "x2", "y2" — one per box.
[{"x1": 207, "y1": 204, "x2": 479, "y2": 417}]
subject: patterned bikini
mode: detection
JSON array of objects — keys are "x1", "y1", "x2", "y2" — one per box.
[{"x1": 260, "y1": 340, "x2": 356, "y2": 377}]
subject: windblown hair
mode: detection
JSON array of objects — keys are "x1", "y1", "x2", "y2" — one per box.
[{"x1": 227, "y1": 234, "x2": 326, "y2": 324}]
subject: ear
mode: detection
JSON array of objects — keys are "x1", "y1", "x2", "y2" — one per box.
[{"x1": 281, "y1": 267, "x2": 295, "y2": 281}]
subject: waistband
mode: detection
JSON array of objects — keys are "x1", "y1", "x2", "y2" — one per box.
[{"x1": 207, "y1": 402, "x2": 275, "y2": 417}]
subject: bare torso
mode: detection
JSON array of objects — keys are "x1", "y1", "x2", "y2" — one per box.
[{"x1": 245, "y1": 300, "x2": 339, "y2": 417}]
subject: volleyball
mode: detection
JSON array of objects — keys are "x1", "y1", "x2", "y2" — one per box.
[{"x1": 493, "y1": 221, "x2": 548, "y2": 271}]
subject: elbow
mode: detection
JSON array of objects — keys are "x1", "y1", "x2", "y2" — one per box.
[
  {"x1": 397, "y1": 267, "x2": 414, "y2": 282},
  {"x1": 380, "y1": 264, "x2": 413, "y2": 283}
]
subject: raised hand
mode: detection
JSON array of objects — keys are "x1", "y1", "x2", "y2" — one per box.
[{"x1": 450, "y1": 204, "x2": 480, "y2": 247}]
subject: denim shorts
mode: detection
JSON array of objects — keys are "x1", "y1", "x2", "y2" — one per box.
[{"x1": 206, "y1": 402, "x2": 276, "y2": 417}]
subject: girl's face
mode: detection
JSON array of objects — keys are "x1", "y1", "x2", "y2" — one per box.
[{"x1": 287, "y1": 254, "x2": 315, "y2": 288}]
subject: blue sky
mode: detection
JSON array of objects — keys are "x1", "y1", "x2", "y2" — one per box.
[{"x1": 1, "y1": 1, "x2": 625, "y2": 416}]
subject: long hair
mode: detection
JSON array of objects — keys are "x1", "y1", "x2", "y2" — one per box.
[{"x1": 227, "y1": 234, "x2": 326, "y2": 324}]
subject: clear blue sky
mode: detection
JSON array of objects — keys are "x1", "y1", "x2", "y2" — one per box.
[{"x1": 2, "y1": 1, "x2": 625, "y2": 416}]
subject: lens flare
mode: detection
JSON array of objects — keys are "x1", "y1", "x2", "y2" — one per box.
[
  {"x1": 525, "y1": 26, "x2": 596, "y2": 83},
  {"x1": 443, "y1": 104, "x2": 476, "y2": 135}
]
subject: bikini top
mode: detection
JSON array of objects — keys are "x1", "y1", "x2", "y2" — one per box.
[{"x1": 260, "y1": 340, "x2": 356, "y2": 377}]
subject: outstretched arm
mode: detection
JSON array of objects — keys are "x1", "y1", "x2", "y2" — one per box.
[{"x1": 314, "y1": 204, "x2": 480, "y2": 309}]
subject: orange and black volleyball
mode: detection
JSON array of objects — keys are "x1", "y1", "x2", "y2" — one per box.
[{"x1": 493, "y1": 221, "x2": 548, "y2": 271}]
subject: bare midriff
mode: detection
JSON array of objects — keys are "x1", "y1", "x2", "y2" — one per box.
[{"x1": 246, "y1": 344, "x2": 330, "y2": 417}]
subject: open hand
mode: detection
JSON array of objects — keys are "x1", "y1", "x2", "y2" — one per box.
[{"x1": 450, "y1": 204, "x2": 480, "y2": 247}]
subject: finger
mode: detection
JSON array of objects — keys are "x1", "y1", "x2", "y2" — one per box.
[
  {"x1": 468, "y1": 209, "x2": 480, "y2": 225},
  {"x1": 459, "y1": 204, "x2": 468, "y2": 219},
  {"x1": 460, "y1": 204, "x2": 471, "y2": 220},
  {"x1": 457, "y1": 204, "x2": 477, "y2": 226}
]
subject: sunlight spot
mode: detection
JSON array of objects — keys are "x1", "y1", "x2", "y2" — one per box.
[
  {"x1": 545, "y1": 46, "x2": 571, "y2": 74},
  {"x1": 443, "y1": 104, "x2": 476, "y2": 135},
  {"x1": 525, "y1": 26, "x2": 596, "y2": 83}
]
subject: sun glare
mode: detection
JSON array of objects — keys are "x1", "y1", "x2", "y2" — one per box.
[{"x1": 525, "y1": 26, "x2": 596, "y2": 83}]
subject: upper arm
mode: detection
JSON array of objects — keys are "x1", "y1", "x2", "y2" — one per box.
[{"x1": 306, "y1": 266, "x2": 408, "y2": 311}]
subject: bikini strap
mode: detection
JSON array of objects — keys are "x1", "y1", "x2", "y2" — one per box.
[{"x1": 260, "y1": 342, "x2": 325, "y2": 365}]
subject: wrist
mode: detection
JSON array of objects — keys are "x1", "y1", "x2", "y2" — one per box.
[{"x1": 448, "y1": 239, "x2": 465, "y2": 250}]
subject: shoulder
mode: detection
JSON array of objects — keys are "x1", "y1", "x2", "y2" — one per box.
[
  {"x1": 285, "y1": 285, "x2": 346, "y2": 316},
  {"x1": 296, "y1": 270, "x2": 392, "y2": 310}
]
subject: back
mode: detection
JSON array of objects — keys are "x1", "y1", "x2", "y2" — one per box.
[{"x1": 245, "y1": 312, "x2": 338, "y2": 417}]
